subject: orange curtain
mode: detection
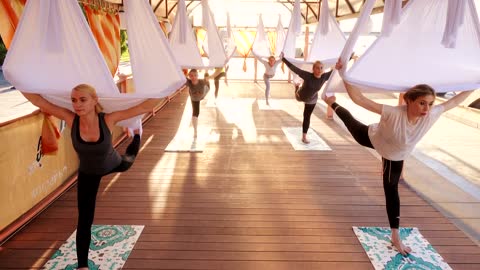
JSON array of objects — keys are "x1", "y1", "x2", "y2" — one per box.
[
  {"x1": 267, "y1": 31, "x2": 277, "y2": 56},
  {"x1": 195, "y1": 28, "x2": 207, "y2": 57},
  {"x1": 83, "y1": 4, "x2": 120, "y2": 77},
  {"x1": 234, "y1": 31, "x2": 255, "y2": 72},
  {"x1": 0, "y1": 0, "x2": 26, "y2": 49}
]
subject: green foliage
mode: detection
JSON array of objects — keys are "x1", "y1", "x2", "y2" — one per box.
[
  {"x1": 120, "y1": 30, "x2": 128, "y2": 56},
  {"x1": 0, "y1": 36, "x2": 7, "y2": 66}
]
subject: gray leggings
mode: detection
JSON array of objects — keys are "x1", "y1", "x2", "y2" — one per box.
[{"x1": 263, "y1": 74, "x2": 273, "y2": 100}]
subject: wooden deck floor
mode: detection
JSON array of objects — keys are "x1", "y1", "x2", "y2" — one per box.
[{"x1": 1, "y1": 82, "x2": 479, "y2": 269}]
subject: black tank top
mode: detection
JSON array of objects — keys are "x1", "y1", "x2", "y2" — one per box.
[{"x1": 71, "y1": 113, "x2": 121, "y2": 175}]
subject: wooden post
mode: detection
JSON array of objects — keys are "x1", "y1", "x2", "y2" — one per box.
[
  {"x1": 254, "y1": 58, "x2": 258, "y2": 83},
  {"x1": 304, "y1": 26, "x2": 309, "y2": 61},
  {"x1": 398, "y1": 93, "x2": 405, "y2": 105}
]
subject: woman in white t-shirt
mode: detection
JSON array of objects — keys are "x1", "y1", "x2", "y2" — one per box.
[
  {"x1": 252, "y1": 51, "x2": 282, "y2": 105},
  {"x1": 323, "y1": 60, "x2": 474, "y2": 256}
]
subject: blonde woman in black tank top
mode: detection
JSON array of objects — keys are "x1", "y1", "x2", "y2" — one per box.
[{"x1": 21, "y1": 84, "x2": 160, "y2": 270}]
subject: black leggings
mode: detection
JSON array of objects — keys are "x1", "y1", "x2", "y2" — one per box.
[
  {"x1": 302, "y1": 103, "x2": 316, "y2": 133},
  {"x1": 213, "y1": 72, "x2": 226, "y2": 98},
  {"x1": 331, "y1": 102, "x2": 402, "y2": 229},
  {"x1": 76, "y1": 135, "x2": 140, "y2": 268},
  {"x1": 191, "y1": 100, "x2": 200, "y2": 117}
]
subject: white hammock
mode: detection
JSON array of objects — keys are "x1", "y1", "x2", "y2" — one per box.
[
  {"x1": 282, "y1": 0, "x2": 301, "y2": 59},
  {"x1": 252, "y1": 14, "x2": 272, "y2": 58},
  {"x1": 286, "y1": 0, "x2": 346, "y2": 69},
  {"x1": 3, "y1": 0, "x2": 185, "y2": 128},
  {"x1": 324, "y1": 0, "x2": 480, "y2": 95},
  {"x1": 225, "y1": 12, "x2": 237, "y2": 62},
  {"x1": 169, "y1": 0, "x2": 227, "y2": 69},
  {"x1": 274, "y1": 15, "x2": 286, "y2": 57}
]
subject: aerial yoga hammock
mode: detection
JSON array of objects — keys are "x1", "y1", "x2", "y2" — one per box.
[
  {"x1": 252, "y1": 14, "x2": 272, "y2": 58},
  {"x1": 323, "y1": 0, "x2": 480, "y2": 95},
  {"x1": 283, "y1": 0, "x2": 346, "y2": 70},
  {"x1": 275, "y1": 15, "x2": 286, "y2": 58},
  {"x1": 169, "y1": 0, "x2": 229, "y2": 69},
  {"x1": 3, "y1": 0, "x2": 186, "y2": 129}
]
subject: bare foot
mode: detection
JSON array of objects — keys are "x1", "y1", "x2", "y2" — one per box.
[
  {"x1": 323, "y1": 95, "x2": 336, "y2": 107},
  {"x1": 266, "y1": 100, "x2": 270, "y2": 106},
  {"x1": 302, "y1": 137, "x2": 310, "y2": 144},
  {"x1": 391, "y1": 229, "x2": 412, "y2": 256}
]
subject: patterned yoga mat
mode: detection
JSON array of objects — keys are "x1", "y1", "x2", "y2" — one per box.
[
  {"x1": 353, "y1": 227, "x2": 452, "y2": 270},
  {"x1": 43, "y1": 225, "x2": 144, "y2": 270}
]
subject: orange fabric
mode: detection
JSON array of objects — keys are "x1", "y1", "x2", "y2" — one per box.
[
  {"x1": 195, "y1": 28, "x2": 207, "y2": 57},
  {"x1": 234, "y1": 31, "x2": 255, "y2": 72},
  {"x1": 0, "y1": 0, "x2": 26, "y2": 49},
  {"x1": 83, "y1": 4, "x2": 120, "y2": 77},
  {"x1": 41, "y1": 114, "x2": 61, "y2": 155},
  {"x1": 159, "y1": 21, "x2": 167, "y2": 35},
  {"x1": 267, "y1": 31, "x2": 277, "y2": 56}
]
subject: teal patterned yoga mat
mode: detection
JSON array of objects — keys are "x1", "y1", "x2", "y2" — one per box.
[
  {"x1": 43, "y1": 225, "x2": 144, "y2": 270},
  {"x1": 353, "y1": 227, "x2": 451, "y2": 270}
]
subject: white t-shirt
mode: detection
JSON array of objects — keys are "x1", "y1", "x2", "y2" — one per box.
[
  {"x1": 258, "y1": 58, "x2": 281, "y2": 76},
  {"x1": 368, "y1": 104, "x2": 444, "y2": 161}
]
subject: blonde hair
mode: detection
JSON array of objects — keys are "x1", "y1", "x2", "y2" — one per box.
[
  {"x1": 72, "y1": 84, "x2": 103, "y2": 113},
  {"x1": 403, "y1": 84, "x2": 436, "y2": 104},
  {"x1": 313, "y1": 61, "x2": 323, "y2": 70}
]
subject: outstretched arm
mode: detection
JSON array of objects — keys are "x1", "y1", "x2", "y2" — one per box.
[
  {"x1": 106, "y1": 98, "x2": 162, "y2": 126},
  {"x1": 251, "y1": 50, "x2": 268, "y2": 65},
  {"x1": 334, "y1": 58, "x2": 382, "y2": 115},
  {"x1": 343, "y1": 82, "x2": 383, "y2": 115},
  {"x1": 440, "y1": 90, "x2": 475, "y2": 112},
  {"x1": 281, "y1": 53, "x2": 310, "y2": 79},
  {"x1": 21, "y1": 92, "x2": 75, "y2": 127}
]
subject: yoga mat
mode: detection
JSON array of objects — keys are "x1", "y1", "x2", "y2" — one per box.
[
  {"x1": 282, "y1": 127, "x2": 331, "y2": 151},
  {"x1": 43, "y1": 225, "x2": 144, "y2": 270},
  {"x1": 257, "y1": 99, "x2": 282, "y2": 110},
  {"x1": 353, "y1": 227, "x2": 452, "y2": 270},
  {"x1": 165, "y1": 127, "x2": 211, "y2": 152}
]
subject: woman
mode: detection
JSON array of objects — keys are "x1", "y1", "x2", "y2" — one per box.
[
  {"x1": 209, "y1": 66, "x2": 228, "y2": 99},
  {"x1": 323, "y1": 59, "x2": 474, "y2": 255},
  {"x1": 281, "y1": 52, "x2": 337, "y2": 143},
  {"x1": 186, "y1": 69, "x2": 210, "y2": 138},
  {"x1": 252, "y1": 52, "x2": 282, "y2": 105},
  {"x1": 21, "y1": 84, "x2": 160, "y2": 269}
]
